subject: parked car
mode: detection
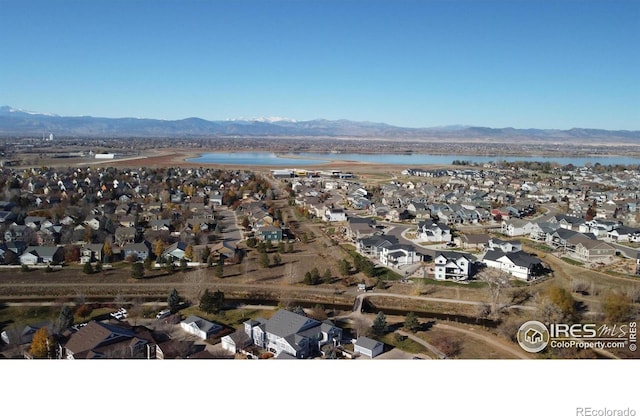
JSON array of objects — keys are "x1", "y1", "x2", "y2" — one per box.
[
  {"x1": 110, "y1": 308, "x2": 128, "y2": 320},
  {"x1": 156, "y1": 309, "x2": 171, "y2": 319}
]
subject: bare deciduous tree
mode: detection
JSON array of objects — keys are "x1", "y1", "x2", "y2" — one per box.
[
  {"x1": 479, "y1": 270, "x2": 511, "y2": 317},
  {"x1": 184, "y1": 268, "x2": 209, "y2": 304},
  {"x1": 352, "y1": 316, "x2": 371, "y2": 338}
]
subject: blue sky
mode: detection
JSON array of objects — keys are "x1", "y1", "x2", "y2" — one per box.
[{"x1": 1, "y1": 0, "x2": 638, "y2": 129}]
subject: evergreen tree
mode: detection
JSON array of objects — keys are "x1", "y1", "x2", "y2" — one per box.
[
  {"x1": 259, "y1": 252, "x2": 270, "y2": 268},
  {"x1": 167, "y1": 288, "x2": 181, "y2": 313},
  {"x1": 403, "y1": 312, "x2": 420, "y2": 333},
  {"x1": 215, "y1": 258, "x2": 224, "y2": 278},
  {"x1": 82, "y1": 261, "x2": 94, "y2": 275},
  {"x1": 199, "y1": 289, "x2": 225, "y2": 314},
  {"x1": 272, "y1": 253, "x2": 282, "y2": 266},
  {"x1": 323, "y1": 268, "x2": 332, "y2": 283},
  {"x1": 131, "y1": 262, "x2": 144, "y2": 279},
  {"x1": 338, "y1": 259, "x2": 351, "y2": 276},
  {"x1": 291, "y1": 305, "x2": 306, "y2": 316},
  {"x1": 58, "y1": 305, "x2": 74, "y2": 332},
  {"x1": 372, "y1": 312, "x2": 388, "y2": 336},
  {"x1": 144, "y1": 256, "x2": 153, "y2": 270}
]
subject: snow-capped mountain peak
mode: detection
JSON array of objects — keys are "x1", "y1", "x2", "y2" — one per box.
[
  {"x1": 226, "y1": 116, "x2": 297, "y2": 123},
  {"x1": 0, "y1": 106, "x2": 59, "y2": 117}
]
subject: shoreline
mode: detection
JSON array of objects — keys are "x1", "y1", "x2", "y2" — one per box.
[{"x1": 96, "y1": 147, "x2": 640, "y2": 172}]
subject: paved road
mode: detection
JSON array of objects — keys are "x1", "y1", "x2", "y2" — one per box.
[
  {"x1": 611, "y1": 242, "x2": 640, "y2": 260},
  {"x1": 216, "y1": 206, "x2": 242, "y2": 246}
]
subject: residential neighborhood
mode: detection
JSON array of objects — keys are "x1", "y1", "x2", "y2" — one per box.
[{"x1": 0, "y1": 160, "x2": 639, "y2": 361}]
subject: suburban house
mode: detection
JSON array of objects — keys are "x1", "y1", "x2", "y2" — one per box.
[
  {"x1": 1, "y1": 322, "x2": 52, "y2": 346},
  {"x1": 379, "y1": 244, "x2": 418, "y2": 268},
  {"x1": 180, "y1": 315, "x2": 224, "y2": 340},
  {"x1": 257, "y1": 225, "x2": 283, "y2": 242},
  {"x1": 573, "y1": 239, "x2": 616, "y2": 262},
  {"x1": 550, "y1": 214, "x2": 586, "y2": 231},
  {"x1": 457, "y1": 233, "x2": 490, "y2": 251},
  {"x1": 501, "y1": 219, "x2": 532, "y2": 237},
  {"x1": 417, "y1": 220, "x2": 452, "y2": 243},
  {"x1": 406, "y1": 202, "x2": 430, "y2": 219},
  {"x1": 243, "y1": 309, "x2": 342, "y2": 359},
  {"x1": 122, "y1": 241, "x2": 152, "y2": 261},
  {"x1": 354, "y1": 336, "x2": 384, "y2": 358},
  {"x1": 324, "y1": 207, "x2": 347, "y2": 222},
  {"x1": 433, "y1": 251, "x2": 476, "y2": 281},
  {"x1": 160, "y1": 241, "x2": 189, "y2": 262},
  {"x1": 220, "y1": 331, "x2": 253, "y2": 355},
  {"x1": 346, "y1": 217, "x2": 377, "y2": 241},
  {"x1": 482, "y1": 249, "x2": 544, "y2": 281},
  {"x1": 210, "y1": 194, "x2": 224, "y2": 206},
  {"x1": 150, "y1": 219, "x2": 172, "y2": 231},
  {"x1": 356, "y1": 235, "x2": 398, "y2": 258},
  {"x1": 607, "y1": 226, "x2": 640, "y2": 242},
  {"x1": 20, "y1": 246, "x2": 64, "y2": 265},
  {"x1": 62, "y1": 321, "x2": 156, "y2": 359},
  {"x1": 114, "y1": 226, "x2": 137, "y2": 245},
  {"x1": 487, "y1": 238, "x2": 522, "y2": 253},
  {"x1": 80, "y1": 243, "x2": 104, "y2": 264}
]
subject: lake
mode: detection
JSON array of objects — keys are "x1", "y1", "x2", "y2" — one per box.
[{"x1": 187, "y1": 151, "x2": 640, "y2": 167}]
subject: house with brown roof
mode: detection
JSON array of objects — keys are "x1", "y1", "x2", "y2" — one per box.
[{"x1": 62, "y1": 321, "x2": 157, "y2": 359}]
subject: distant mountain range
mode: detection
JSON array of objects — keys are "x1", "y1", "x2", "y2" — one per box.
[{"x1": 1, "y1": 105, "x2": 639, "y2": 143}]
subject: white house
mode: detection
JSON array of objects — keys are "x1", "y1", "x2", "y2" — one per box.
[
  {"x1": 417, "y1": 220, "x2": 452, "y2": 243},
  {"x1": 481, "y1": 249, "x2": 543, "y2": 281},
  {"x1": 244, "y1": 309, "x2": 342, "y2": 359},
  {"x1": 487, "y1": 238, "x2": 522, "y2": 253},
  {"x1": 433, "y1": 251, "x2": 475, "y2": 281},
  {"x1": 354, "y1": 336, "x2": 384, "y2": 358},
  {"x1": 324, "y1": 207, "x2": 347, "y2": 222},
  {"x1": 379, "y1": 244, "x2": 418, "y2": 268},
  {"x1": 221, "y1": 331, "x2": 252, "y2": 354},
  {"x1": 180, "y1": 315, "x2": 223, "y2": 340},
  {"x1": 501, "y1": 219, "x2": 530, "y2": 237}
]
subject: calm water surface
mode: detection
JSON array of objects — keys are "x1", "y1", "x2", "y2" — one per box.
[{"x1": 187, "y1": 152, "x2": 640, "y2": 167}]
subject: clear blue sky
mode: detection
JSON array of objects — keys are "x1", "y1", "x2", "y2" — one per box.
[{"x1": 1, "y1": 0, "x2": 638, "y2": 129}]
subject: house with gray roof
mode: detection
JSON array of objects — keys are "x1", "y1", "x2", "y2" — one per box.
[
  {"x1": 243, "y1": 309, "x2": 342, "y2": 359},
  {"x1": 379, "y1": 244, "x2": 418, "y2": 268},
  {"x1": 356, "y1": 235, "x2": 398, "y2": 257},
  {"x1": 221, "y1": 330, "x2": 253, "y2": 355},
  {"x1": 354, "y1": 336, "x2": 384, "y2": 358},
  {"x1": 482, "y1": 249, "x2": 544, "y2": 281},
  {"x1": 488, "y1": 238, "x2": 522, "y2": 253},
  {"x1": 180, "y1": 315, "x2": 224, "y2": 340},
  {"x1": 20, "y1": 246, "x2": 64, "y2": 265},
  {"x1": 417, "y1": 220, "x2": 452, "y2": 243},
  {"x1": 434, "y1": 251, "x2": 476, "y2": 281},
  {"x1": 122, "y1": 241, "x2": 152, "y2": 261},
  {"x1": 346, "y1": 217, "x2": 377, "y2": 241}
]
